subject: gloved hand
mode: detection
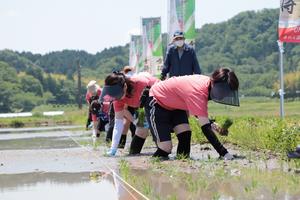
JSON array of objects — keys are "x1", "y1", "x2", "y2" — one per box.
[
  {"x1": 223, "y1": 153, "x2": 234, "y2": 160},
  {"x1": 160, "y1": 74, "x2": 166, "y2": 81},
  {"x1": 211, "y1": 122, "x2": 229, "y2": 136}
]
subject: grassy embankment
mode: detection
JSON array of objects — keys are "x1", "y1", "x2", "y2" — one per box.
[{"x1": 190, "y1": 97, "x2": 300, "y2": 156}]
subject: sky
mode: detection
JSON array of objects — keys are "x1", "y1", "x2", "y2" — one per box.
[{"x1": 0, "y1": 0, "x2": 279, "y2": 54}]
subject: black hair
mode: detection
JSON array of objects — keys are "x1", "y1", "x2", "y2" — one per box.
[
  {"x1": 211, "y1": 68, "x2": 239, "y2": 90},
  {"x1": 104, "y1": 71, "x2": 134, "y2": 98}
]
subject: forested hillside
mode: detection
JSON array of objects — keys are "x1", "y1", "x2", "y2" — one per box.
[{"x1": 1, "y1": 8, "x2": 299, "y2": 112}]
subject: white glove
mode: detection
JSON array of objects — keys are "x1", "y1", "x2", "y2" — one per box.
[{"x1": 224, "y1": 153, "x2": 234, "y2": 160}]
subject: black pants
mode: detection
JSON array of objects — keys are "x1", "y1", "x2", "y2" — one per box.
[
  {"x1": 105, "y1": 104, "x2": 137, "y2": 142},
  {"x1": 145, "y1": 96, "x2": 188, "y2": 143}
]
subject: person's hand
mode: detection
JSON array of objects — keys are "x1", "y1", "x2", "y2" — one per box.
[
  {"x1": 211, "y1": 122, "x2": 229, "y2": 136},
  {"x1": 160, "y1": 74, "x2": 166, "y2": 81},
  {"x1": 219, "y1": 127, "x2": 229, "y2": 136}
]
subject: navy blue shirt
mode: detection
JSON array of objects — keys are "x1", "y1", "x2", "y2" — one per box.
[{"x1": 161, "y1": 43, "x2": 201, "y2": 78}]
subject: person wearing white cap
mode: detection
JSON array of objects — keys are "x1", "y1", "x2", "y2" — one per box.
[{"x1": 86, "y1": 80, "x2": 102, "y2": 138}]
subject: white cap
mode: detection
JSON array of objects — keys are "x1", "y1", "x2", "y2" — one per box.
[
  {"x1": 87, "y1": 80, "x2": 100, "y2": 95},
  {"x1": 87, "y1": 80, "x2": 97, "y2": 89}
]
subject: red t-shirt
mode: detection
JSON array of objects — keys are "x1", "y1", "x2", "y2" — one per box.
[
  {"x1": 149, "y1": 75, "x2": 210, "y2": 117},
  {"x1": 113, "y1": 74, "x2": 159, "y2": 112},
  {"x1": 86, "y1": 89, "x2": 101, "y2": 104}
]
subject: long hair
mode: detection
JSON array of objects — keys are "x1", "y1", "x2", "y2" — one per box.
[
  {"x1": 104, "y1": 72, "x2": 134, "y2": 98},
  {"x1": 211, "y1": 68, "x2": 239, "y2": 90}
]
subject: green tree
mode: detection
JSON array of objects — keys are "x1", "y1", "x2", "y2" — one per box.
[{"x1": 20, "y1": 75, "x2": 43, "y2": 97}]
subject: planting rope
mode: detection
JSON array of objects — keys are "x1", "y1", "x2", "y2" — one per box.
[{"x1": 69, "y1": 135, "x2": 149, "y2": 200}]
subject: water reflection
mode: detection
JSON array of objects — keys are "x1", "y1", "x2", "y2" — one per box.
[{"x1": 0, "y1": 172, "x2": 145, "y2": 200}]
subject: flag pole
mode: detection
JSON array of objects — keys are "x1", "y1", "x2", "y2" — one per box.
[{"x1": 277, "y1": 40, "x2": 285, "y2": 118}]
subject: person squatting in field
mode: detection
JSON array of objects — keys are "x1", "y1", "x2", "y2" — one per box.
[
  {"x1": 146, "y1": 67, "x2": 239, "y2": 160},
  {"x1": 105, "y1": 66, "x2": 138, "y2": 148},
  {"x1": 100, "y1": 70, "x2": 159, "y2": 156},
  {"x1": 85, "y1": 80, "x2": 109, "y2": 138}
]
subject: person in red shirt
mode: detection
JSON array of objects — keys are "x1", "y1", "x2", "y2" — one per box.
[
  {"x1": 86, "y1": 80, "x2": 102, "y2": 137},
  {"x1": 105, "y1": 66, "x2": 138, "y2": 148},
  {"x1": 100, "y1": 71, "x2": 159, "y2": 156},
  {"x1": 148, "y1": 67, "x2": 239, "y2": 160},
  {"x1": 86, "y1": 80, "x2": 110, "y2": 138}
]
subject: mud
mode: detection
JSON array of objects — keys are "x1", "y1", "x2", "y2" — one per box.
[{"x1": 1, "y1": 127, "x2": 299, "y2": 200}]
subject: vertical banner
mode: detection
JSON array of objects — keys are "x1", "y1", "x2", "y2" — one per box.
[
  {"x1": 129, "y1": 35, "x2": 143, "y2": 73},
  {"x1": 168, "y1": 0, "x2": 196, "y2": 47},
  {"x1": 279, "y1": 0, "x2": 300, "y2": 42},
  {"x1": 141, "y1": 17, "x2": 163, "y2": 76}
]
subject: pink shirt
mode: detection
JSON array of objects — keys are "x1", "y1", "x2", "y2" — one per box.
[
  {"x1": 114, "y1": 74, "x2": 159, "y2": 112},
  {"x1": 149, "y1": 75, "x2": 210, "y2": 117},
  {"x1": 86, "y1": 89, "x2": 101, "y2": 104}
]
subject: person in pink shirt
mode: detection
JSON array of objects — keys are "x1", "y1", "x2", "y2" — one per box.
[
  {"x1": 86, "y1": 80, "x2": 102, "y2": 138},
  {"x1": 86, "y1": 80, "x2": 109, "y2": 138},
  {"x1": 148, "y1": 67, "x2": 239, "y2": 160},
  {"x1": 100, "y1": 71, "x2": 159, "y2": 156}
]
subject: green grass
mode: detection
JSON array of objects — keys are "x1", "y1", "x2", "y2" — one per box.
[
  {"x1": 208, "y1": 97, "x2": 300, "y2": 117},
  {"x1": 190, "y1": 116, "x2": 300, "y2": 156},
  {"x1": 0, "y1": 104, "x2": 87, "y2": 128},
  {"x1": 189, "y1": 98, "x2": 300, "y2": 156}
]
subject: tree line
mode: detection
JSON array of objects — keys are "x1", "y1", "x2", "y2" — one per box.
[{"x1": 0, "y1": 8, "x2": 299, "y2": 112}]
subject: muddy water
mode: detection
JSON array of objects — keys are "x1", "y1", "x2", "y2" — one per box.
[
  {"x1": 129, "y1": 168, "x2": 300, "y2": 200},
  {"x1": 0, "y1": 129, "x2": 146, "y2": 200},
  {"x1": 1, "y1": 128, "x2": 300, "y2": 200},
  {"x1": 0, "y1": 172, "x2": 141, "y2": 200}
]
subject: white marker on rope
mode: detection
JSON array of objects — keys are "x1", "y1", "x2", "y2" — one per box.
[{"x1": 69, "y1": 135, "x2": 149, "y2": 200}]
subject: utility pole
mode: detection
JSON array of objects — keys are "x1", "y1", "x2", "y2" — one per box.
[
  {"x1": 77, "y1": 59, "x2": 82, "y2": 109},
  {"x1": 277, "y1": 40, "x2": 285, "y2": 118}
]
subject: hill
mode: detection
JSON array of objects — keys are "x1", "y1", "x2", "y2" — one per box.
[{"x1": 1, "y1": 8, "x2": 299, "y2": 112}]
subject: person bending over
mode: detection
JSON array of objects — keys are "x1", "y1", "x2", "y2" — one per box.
[{"x1": 147, "y1": 67, "x2": 239, "y2": 160}]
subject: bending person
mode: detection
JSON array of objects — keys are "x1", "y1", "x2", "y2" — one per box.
[
  {"x1": 100, "y1": 71, "x2": 159, "y2": 156},
  {"x1": 86, "y1": 80, "x2": 102, "y2": 138},
  {"x1": 147, "y1": 67, "x2": 239, "y2": 160}
]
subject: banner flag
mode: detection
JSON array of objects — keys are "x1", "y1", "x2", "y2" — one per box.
[
  {"x1": 168, "y1": 0, "x2": 196, "y2": 47},
  {"x1": 141, "y1": 17, "x2": 163, "y2": 76},
  {"x1": 129, "y1": 35, "x2": 143, "y2": 73},
  {"x1": 279, "y1": 0, "x2": 300, "y2": 42}
]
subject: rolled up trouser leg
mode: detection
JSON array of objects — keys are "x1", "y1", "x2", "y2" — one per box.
[
  {"x1": 176, "y1": 131, "x2": 191, "y2": 158},
  {"x1": 201, "y1": 123, "x2": 228, "y2": 157},
  {"x1": 129, "y1": 135, "x2": 145, "y2": 155}
]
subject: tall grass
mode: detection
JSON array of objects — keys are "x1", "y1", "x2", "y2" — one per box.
[
  {"x1": 188, "y1": 98, "x2": 300, "y2": 155},
  {"x1": 190, "y1": 116, "x2": 300, "y2": 155}
]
